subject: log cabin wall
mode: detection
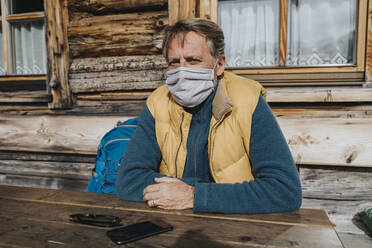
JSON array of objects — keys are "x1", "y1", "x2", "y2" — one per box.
[
  {"x1": 0, "y1": 1, "x2": 372, "y2": 245},
  {"x1": 68, "y1": 0, "x2": 168, "y2": 114},
  {"x1": 0, "y1": 0, "x2": 169, "y2": 189},
  {"x1": 0, "y1": 0, "x2": 371, "y2": 189}
]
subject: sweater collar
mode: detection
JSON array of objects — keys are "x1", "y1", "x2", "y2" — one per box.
[{"x1": 212, "y1": 74, "x2": 233, "y2": 121}]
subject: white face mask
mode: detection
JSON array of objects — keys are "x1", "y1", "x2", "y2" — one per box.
[{"x1": 165, "y1": 62, "x2": 217, "y2": 108}]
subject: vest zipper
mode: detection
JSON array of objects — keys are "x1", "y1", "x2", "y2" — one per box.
[
  {"x1": 174, "y1": 113, "x2": 184, "y2": 178},
  {"x1": 193, "y1": 111, "x2": 201, "y2": 177}
]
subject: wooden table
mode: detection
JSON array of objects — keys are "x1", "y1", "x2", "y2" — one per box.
[{"x1": 0, "y1": 185, "x2": 344, "y2": 247}]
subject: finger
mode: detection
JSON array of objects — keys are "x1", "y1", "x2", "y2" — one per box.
[
  {"x1": 143, "y1": 184, "x2": 160, "y2": 195},
  {"x1": 154, "y1": 177, "x2": 180, "y2": 183},
  {"x1": 147, "y1": 199, "x2": 156, "y2": 208},
  {"x1": 143, "y1": 191, "x2": 161, "y2": 202}
]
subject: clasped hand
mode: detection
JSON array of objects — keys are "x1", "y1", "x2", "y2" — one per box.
[{"x1": 143, "y1": 177, "x2": 195, "y2": 210}]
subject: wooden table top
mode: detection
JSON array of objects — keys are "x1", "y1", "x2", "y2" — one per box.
[{"x1": 0, "y1": 185, "x2": 344, "y2": 247}]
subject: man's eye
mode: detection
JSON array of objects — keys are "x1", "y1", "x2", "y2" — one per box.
[
  {"x1": 188, "y1": 58, "x2": 201, "y2": 63},
  {"x1": 169, "y1": 61, "x2": 179, "y2": 65}
]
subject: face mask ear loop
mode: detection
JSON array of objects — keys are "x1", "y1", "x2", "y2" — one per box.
[
  {"x1": 211, "y1": 58, "x2": 219, "y2": 85},
  {"x1": 212, "y1": 58, "x2": 218, "y2": 71}
]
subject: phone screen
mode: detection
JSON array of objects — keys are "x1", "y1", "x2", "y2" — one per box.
[{"x1": 106, "y1": 220, "x2": 173, "y2": 245}]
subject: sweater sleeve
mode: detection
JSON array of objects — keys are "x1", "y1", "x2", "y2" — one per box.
[
  {"x1": 193, "y1": 95, "x2": 302, "y2": 213},
  {"x1": 116, "y1": 105, "x2": 164, "y2": 202}
]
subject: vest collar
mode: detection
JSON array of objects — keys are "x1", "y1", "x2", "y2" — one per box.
[{"x1": 212, "y1": 75, "x2": 233, "y2": 121}]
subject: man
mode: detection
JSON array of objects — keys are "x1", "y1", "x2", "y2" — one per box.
[{"x1": 116, "y1": 18, "x2": 302, "y2": 213}]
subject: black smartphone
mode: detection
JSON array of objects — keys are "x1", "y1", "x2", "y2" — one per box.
[
  {"x1": 69, "y1": 213, "x2": 122, "y2": 227},
  {"x1": 106, "y1": 220, "x2": 173, "y2": 245}
]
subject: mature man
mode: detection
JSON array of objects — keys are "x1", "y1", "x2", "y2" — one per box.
[{"x1": 116, "y1": 18, "x2": 302, "y2": 213}]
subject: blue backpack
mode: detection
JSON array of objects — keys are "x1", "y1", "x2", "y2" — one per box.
[{"x1": 87, "y1": 118, "x2": 138, "y2": 194}]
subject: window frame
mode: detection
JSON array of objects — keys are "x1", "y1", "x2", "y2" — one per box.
[
  {"x1": 168, "y1": 0, "x2": 372, "y2": 102},
  {"x1": 0, "y1": 0, "x2": 46, "y2": 80},
  {"x1": 214, "y1": 0, "x2": 368, "y2": 83}
]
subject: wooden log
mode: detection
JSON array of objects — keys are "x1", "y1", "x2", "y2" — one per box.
[
  {"x1": 0, "y1": 100, "x2": 145, "y2": 116},
  {"x1": 70, "y1": 70, "x2": 164, "y2": 92},
  {"x1": 168, "y1": 0, "x2": 218, "y2": 25},
  {"x1": 1, "y1": 95, "x2": 371, "y2": 117},
  {"x1": 280, "y1": 117, "x2": 372, "y2": 166},
  {"x1": 73, "y1": 99, "x2": 145, "y2": 116},
  {"x1": 0, "y1": 150, "x2": 95, "y2": 163},
  {"x1": 0, "y1": 91, "x2": 51, "y2": 103},
  {"x1": 0, "y1": 174, "x2": 89, "y2": 191},
  {"x1": 1, "y1": 115, "x2": 372, "y2": 167},
  {"x1": 70, "y1": 55, "x2": 167, "y2": 73},
  {"x1": 69, "y1": 55, "x2": 166, "y2": 92},
  {"x1": 45, "y1": 0, "x2": 73, "y2": 109},
  {"x1": 0, "y1": 115, "x2": 128, "y2": 154},
  {"x1": 272, "y1": 105, "x2": 372, "y2": 118},
  {"x1": 267, "y1": 88, "x2": 372, "y2": 102},
  {"x1": 76, "y1": 91, "x2": 150, "y2": 101},
  {"x1": 0, "y1": 105, "x2": 51, "y2": 115},
  {"x1": 68, "y1": 11, "x2": 168, "y2": 58},
  {"x1": 300, "y1": 166, "x2": 372, "y2": 200},
  {"x1": 0, "y1": 160, "x2": 92, "y2": 180},
  {"x1": 68, "y1": 0, "x2": 168, "y2": 15}
]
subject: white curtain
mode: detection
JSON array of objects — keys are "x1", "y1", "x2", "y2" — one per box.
[
  {"x1": 218, "y1": 0, "x2": 280, "y2": 68},
  {"x1": 13, "y1": 20, "x2": 46, "y2": 74},
  {"x1": 218, "y1": 0, "x2": 357, "y2": 68},
  {"x1": 0, "y1": 28, "x2": 4, "y2": 75},
  {"x1": 287, "y1": 0, "x2": 357, "y2": 66}
]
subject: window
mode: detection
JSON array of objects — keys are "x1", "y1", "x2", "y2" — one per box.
[
  {"x1": 217, "y1": 0, "x2": 368, "y2": 84},
  {"x1": 0, "y1": 0, "x2": 46, "y2": 76}
]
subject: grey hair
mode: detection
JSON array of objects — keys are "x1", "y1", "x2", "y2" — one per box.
[{"x1": 162, "y1": 18, "x2": 225, "y2": 61}]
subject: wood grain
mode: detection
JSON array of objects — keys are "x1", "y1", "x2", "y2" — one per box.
[
  {"x1": 279, "y1": 0, "x2": 288, "y2": 67},
  {"x1": 0, "y1": 174, "x2": 89, "y2": 191},
  {"x1": 0, "y1": 91, "x2": 51, "y2": 103},
  {"x1": 69, "y1": 55, "x2": 167, "y2": 92},
  {"x1": 1, "y1": 0, "x2": 10, "y2": 74},
  {"x1": 70, "y1": 55, "x2": 167, "y2": 73},
  {"x1": 68, "y1": 0, "x2": 168, "y2": 14},
  {"x1": 280, "y1": 117, "x2": 372, "y2": 166},
  {"x1": 300, "y1": 167, "x2": 372, "y2": 200},
  {"x1": 169, "y1": 0, "x2": 218, "y2": 24},
  {"x1": 1, "y1": 114, "x2": 372, "y2": 167},
  {"x1": 356, "y1": 0, "x2": 368, "y2": 72},
  {"x1": 6, "y1": 12, "x2": 45, "y2": 21},
  {"x1": 302, "y1": 198, "x2": 372, "y2": 248},
  {"x1": 0, "y1": 115, "x2": 127, "y2": 154},
  {"x1": 266, "y1": 87, "x2": 372, "y2": 102},
  {"x1": 0, "y1": 160, "x2": 92, "y2": 180},
  {"x1": 0, "y1": 185, "x2": 335, "y2": 228},
  {"x1": 45, "y1": 0, "x2": 73, "y2": 109},
  {"x1": 0, "y1": 196, "x2": 342, "y2": 247},
  {"x1": 0, "y1": 75, "x2": 46, "y2": 82},
  {"x1": 68, "y1": 11, "x2": 168, "y2": 58}
]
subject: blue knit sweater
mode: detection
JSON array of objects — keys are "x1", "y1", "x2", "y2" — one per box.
[{"x1": 116, "y1": 90, "x2": 302, "y2": 214}]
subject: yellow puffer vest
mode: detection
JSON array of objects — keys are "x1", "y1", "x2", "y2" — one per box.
[{"x1": 146, "y1": 71, "x2": 266, "y2": 183}]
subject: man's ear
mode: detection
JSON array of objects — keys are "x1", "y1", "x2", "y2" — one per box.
[{"x1": 216, "y1": 55, "x2": 226, "y2": 77}]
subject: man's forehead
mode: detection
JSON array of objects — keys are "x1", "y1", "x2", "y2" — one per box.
[
  {"x1": 171, "y1": 31, "x2": 208, "y2": 48},
  {"x1": 167, "y1": 31, "x2": 212, "y2": 59}
]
